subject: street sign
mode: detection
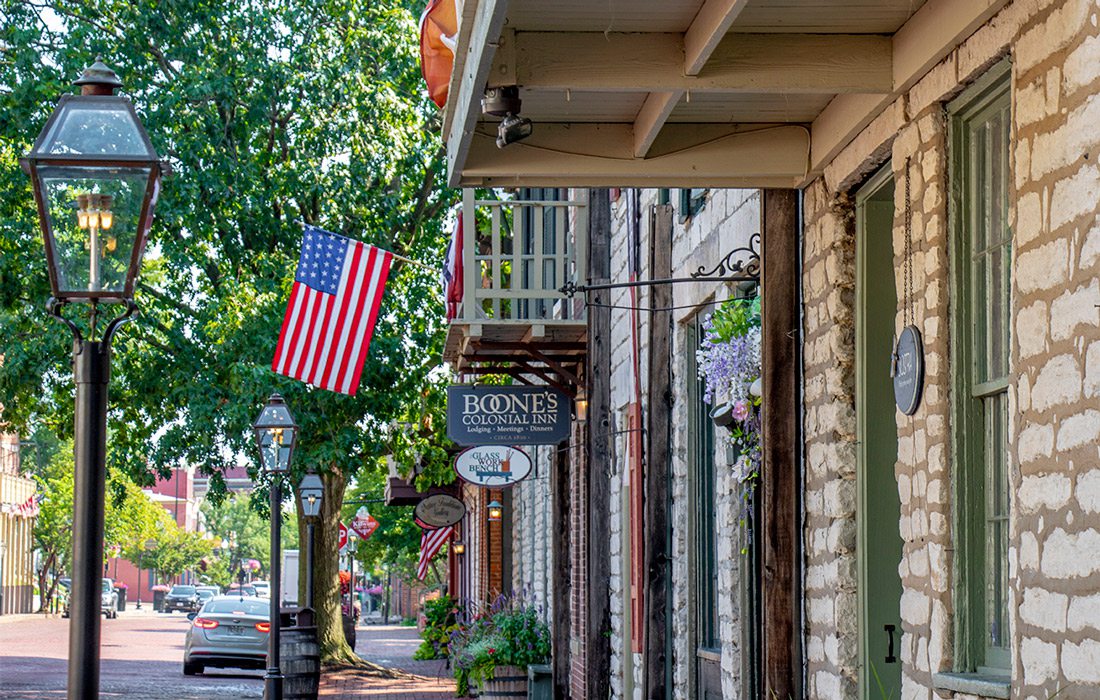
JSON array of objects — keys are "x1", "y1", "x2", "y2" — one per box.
[
  {"x1": 447, "y1": 385, "x2": 571, "y2": 445},
  {"x1": 414, "y1": 493, "x2": 466, "y2": 529},
  {"x1": 454, "y1": 445, "x2": 532, "y2": 487},
  {"x1": 351, "y1": 506, "x2": 379, "y2": 541},
  {"x1": 338, "y1": 521, "x2": 348, "y2": 554}
]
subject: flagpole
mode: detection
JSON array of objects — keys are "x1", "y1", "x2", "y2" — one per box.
[{"x1": 293, "y1": 220, "x2": 434, "y2": 272}]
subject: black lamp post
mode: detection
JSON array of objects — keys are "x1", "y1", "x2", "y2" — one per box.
[
  {"x1": 253, "y1": 393, "x2": 297, "y2": 700},
  {"x1": 346, "y1": 532, "x2": 358, "y2": 620},
  {"x1": 298, "y1": 472, "x2": 323, "y2": 616},
  {"x1": 21, "y1": 58, "x2": 165, "y2": 700}
]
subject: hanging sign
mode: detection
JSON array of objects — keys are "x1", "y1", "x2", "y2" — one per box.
[
  {"x1": 454, "y1": 445, "x2": 532, "y2": 487},
  {"x1": 892, "y1": 324, "x2": 925, "y2": 415},
  {"x1": 414, "y1": 493, "x2": 466, "y2": 529},
  {"x1": 337, "y1": 521, "x2": 348, "y2": 554},
  {"x1": 351, "y1": 506, "x2": 379, "y2": 541},
  {"x1": 447, "y1": 385, "x2": 570, "y2": 445}
]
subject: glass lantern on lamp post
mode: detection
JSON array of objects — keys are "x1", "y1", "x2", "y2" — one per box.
[
  {"x1": 297, "y1": 472, "x2": 323, "y2": 619},
  {"x1": 487, "y1": 500, "x2": 503, "y2": 523},
  {"x1": 253, "y1": 394, "x2": 297, "y2": 700},
  {"x1": 20, "y1": 58, "x2": 166, "y2": 700}
]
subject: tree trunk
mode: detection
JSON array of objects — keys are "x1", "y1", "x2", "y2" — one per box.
[{"x1": 302, "y1": 469, "x2": 358, "y2": 664}]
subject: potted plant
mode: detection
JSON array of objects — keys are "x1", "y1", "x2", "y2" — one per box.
[
  {"x1": 452, "y1": 597, "x2": 550, "y2": 696},
  {"x1": 697, "y1": 296, "x2": 762, "y2": 478}
]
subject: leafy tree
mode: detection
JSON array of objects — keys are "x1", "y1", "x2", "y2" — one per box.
[{"x1": 1, "y1": 0, "x2": 455, "y2": 663}]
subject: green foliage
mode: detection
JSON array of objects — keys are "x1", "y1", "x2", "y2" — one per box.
[
  {"x1": 707, "y1": 296, "x2": 761, "y2": 343},
  {"x1": 414, "y1": 595, "x2": 458, "y2": 660},
  {"x1": 451, "y1": 597, "x2": 551, "y2": 692}
]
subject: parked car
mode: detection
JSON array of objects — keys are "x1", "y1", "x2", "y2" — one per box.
[
  {"x1": 183, "y1": 596, "x2": 270, "y2": 675},
  {"x1": 226, "y1": 584, "x2": 258, "y2": 597},
  {"x1": 195, "y1": 586, "x2": 220, "y2": 604},
  {"x1": 63, "y1": 578, "x2": 118, "y2": 619},
  {"x1": 251, "y1": 581, "x2": 270, "y2": 598},
  {"x1": 163, "y1": 585, "x2": 201, "y2": 613}
]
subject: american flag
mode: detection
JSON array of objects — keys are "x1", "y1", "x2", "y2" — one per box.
[
  {"x1": 416, "y1": 525, "x2": 453, "y2": 581},
  {"x1": 16, "y1": 494, "x2": 39, "y2": 519},
  {"x1": 272, "y1": 225, "x2": 393, "y2": 395}
]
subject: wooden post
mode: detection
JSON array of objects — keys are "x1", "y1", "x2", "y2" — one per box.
[
  {"x1": 644, "y1": 203, "x2": 674, "y2": 698},
  {"x1": 551, "y1": 436, "x2": 572, "y2": 698},
  {"x1": 586, "y1": 188, "x2": 613, "y2": 700},
  {"x1": 760, "y1": 188, "x2": 803, "y2": 698}
]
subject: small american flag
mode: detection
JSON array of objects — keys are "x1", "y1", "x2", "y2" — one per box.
[
  {"x1": 16, "y1": 494, "x2": 39, "y2": 519},
  {"x1": 417, "y1": 525, "x2": 453, "y2": 581},
  {"x1": 272, "y1": 225, "x2": 393, "y2": 395}
]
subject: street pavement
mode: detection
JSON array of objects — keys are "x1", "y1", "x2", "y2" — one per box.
[
  {"x1": 321, "y1": 624, "x2": 455, "y2": 698},
  {"x1": 0, "y1": 607, "x2": 263, "y2": 699},
  {"x1": 0, "y1": 611, "x2": 456, "y2": 699}
]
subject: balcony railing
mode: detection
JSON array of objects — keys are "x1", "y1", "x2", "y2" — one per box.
[{"x1": 445, "y1": 188, "x2": 587, "y2": 368}]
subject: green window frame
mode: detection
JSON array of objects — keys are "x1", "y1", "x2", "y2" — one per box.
[
  {"x1": 686, "y1": 318, "x2": 720, "y2": 652},
  {"x1": 948, "y1": 60, "x2": 1012, "y2": 675},
  {"x1": 679, "y1": 188, "x2": 707, "y2": 222}
]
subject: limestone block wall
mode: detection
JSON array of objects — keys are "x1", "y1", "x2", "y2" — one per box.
[
  {"x1": 511, "y1": 444, "x2": 554, "y2": 623},
  {"x1": 802, "y1": 0, "x2": 1100, "y2": 698},
  {"x1": 601, "y1": 187, "x2": 760, "y2": 699}
]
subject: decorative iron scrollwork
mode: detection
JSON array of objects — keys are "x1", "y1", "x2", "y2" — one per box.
[{"x1": 691, "y1": 232, "x2": 760, "y2": 280}]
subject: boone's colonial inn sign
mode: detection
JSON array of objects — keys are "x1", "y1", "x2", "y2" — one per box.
[{"x1": 447, "y1": 385, "x2": 571, "y2": 446}]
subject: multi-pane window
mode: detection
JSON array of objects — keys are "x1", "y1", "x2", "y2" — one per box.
[
  {"x1": 949, "y1": 64, "x2": 1011, "y2": 673},
  {"x1": 686, "y1": 319, "x2": 719, "y2": 651}
]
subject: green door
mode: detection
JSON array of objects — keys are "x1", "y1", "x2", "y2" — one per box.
[{"x1": 856, "y1": 168, "x2": 903, "y2": 700}]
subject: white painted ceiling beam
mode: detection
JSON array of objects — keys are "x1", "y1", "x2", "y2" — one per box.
[
  {"x1": 808, "y1": 0, "x2": 1010, "y2": 178},
  {"x1": 446, "y1": 0, "x2": 512, "y2": 188},
  {"x1": 684, "y1": 0, "x2": 752, "y2": 76},
  {"x1": 507, "y1": 32, "x2": 893, "y2": 94},
  {"x1": 456, "y1": 123, "x2": 810, "y2": 188}
]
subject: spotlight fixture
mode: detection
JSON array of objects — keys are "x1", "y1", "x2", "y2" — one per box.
[{"x1": 497, "y1": 113, "x2": 533, "y2": 148}]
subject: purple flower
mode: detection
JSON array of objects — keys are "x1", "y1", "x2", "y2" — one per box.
[{"x1": 731, "y1": 399, "x2": 751, "y2": 421}]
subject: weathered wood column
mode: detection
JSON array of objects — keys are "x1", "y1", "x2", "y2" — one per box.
[
  {"x1": 644, "y1": 203, "x2": 674, "y2": 698},
  {"x1": 550, "y1": 443, "x2": 572, "y2": 698},
  {"x1": 761, "y1": 188, "x2": 804, "y2": 698},
  {"x1": 586, "y1": 188, "x2": 613, "y2": 700}
]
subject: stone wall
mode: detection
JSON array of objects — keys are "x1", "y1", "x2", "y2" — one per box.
[{"x1": 803, "y1": 0, "x2": 1100, "y2": 698}]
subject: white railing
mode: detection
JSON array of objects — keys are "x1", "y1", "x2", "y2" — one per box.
[{"x1": 456, "y1": 189, "x2": 587, "y2": 325}]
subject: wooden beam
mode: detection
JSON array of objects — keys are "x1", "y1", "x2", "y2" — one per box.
[
  {"x1": 445, "y1": 0, "x2": 511, "y2": 187},
  {"x1": 760, "y1": 189, "x2": 802, "y2": 699},
  {"x1": 809, "y1": 0, "x2": 1010, "y2": 175},
  {"x1": 633, "y1": 91, "x2": 683, "y2": 158},
  {"x1": 585, "y1": 189, "x2": 613, "y2": 700},
  {"x1": 459, "y1": 123, "x2": 809, "y2": 188},
  {"x1": 509, "y1": 32, "x2": 892, "y2": 93},
  {"x1": 684, "y1": 0, "x2": 751, "y2": 75},
  {"x1": 643, "y1": 203, "x2": 674, "y2": 698},
  {"x1": 550, "y1": 440, "x2": 572, "y2": 698}
]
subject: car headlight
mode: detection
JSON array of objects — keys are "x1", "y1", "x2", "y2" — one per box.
[{"x1": 101, "y1": 595, "x2": 111, "y2": 605}]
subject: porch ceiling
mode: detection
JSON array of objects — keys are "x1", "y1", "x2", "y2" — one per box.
[{"x1": 444, "y1": 0, "x2": 1008, "y2": 188}]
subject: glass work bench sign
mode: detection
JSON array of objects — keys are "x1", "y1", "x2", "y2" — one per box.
[
  {"x1": 454, "y1": 445, "x2": 532, "y2": 487},
  {"x1": 447, "y1": 386, "x2": 570, "y2": 445}
]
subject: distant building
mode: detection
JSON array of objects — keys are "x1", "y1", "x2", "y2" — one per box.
[{"x1": 0, "y1": 433, "x2": 35, "y2": 615}]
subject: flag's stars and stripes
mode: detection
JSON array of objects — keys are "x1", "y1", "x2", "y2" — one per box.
[
  {"x1": 416, "y1": 525, "x2": 453, "y2": 581},
  {"x1": 272, "y1": 225, "x2": 393, "y2": 395}
]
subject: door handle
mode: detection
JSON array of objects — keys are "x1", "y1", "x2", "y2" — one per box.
[{"x1": 884, "y1": 624, "x2": 897, "y2": 663}]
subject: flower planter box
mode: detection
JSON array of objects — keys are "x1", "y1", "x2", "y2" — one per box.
[{"x1": 480, "y1": 666, "x2": 527, "y2": 698}]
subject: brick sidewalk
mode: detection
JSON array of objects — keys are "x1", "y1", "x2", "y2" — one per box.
[{"x1": 318, "y1": 624, "x2": 456, "y2": 699}]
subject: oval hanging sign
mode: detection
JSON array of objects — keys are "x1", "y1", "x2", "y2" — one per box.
[
  {"x1": 454, "y1": 445, "x2": 532, "y2": 487},
  {"x1": 892, "y1": 324, "x2": 925, "y2": 416},
  {"x1": 414, "y1": 493, "x2": 466, "y2": 529}
]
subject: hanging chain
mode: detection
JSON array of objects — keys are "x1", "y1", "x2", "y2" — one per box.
[{"x1": 904, "y1": 157, "x2": 913, "y2": 329}]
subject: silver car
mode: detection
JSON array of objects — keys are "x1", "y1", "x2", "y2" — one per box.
[{"x1": 182, "y1": 595, "x2": 270, "y2": 675}]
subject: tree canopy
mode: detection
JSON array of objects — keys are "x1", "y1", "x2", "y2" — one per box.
[{"x1": 1, "y1": 0, "x2": 456, "y2": 661}]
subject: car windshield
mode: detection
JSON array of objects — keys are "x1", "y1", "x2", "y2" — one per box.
[
  {"x1": 204, "y1": 598, "x2": 268, "y2": 616},
  {"x1": 101, "y1": 580, "x2": 112, "y2": 593},
  {"x1": 170, "y1": 586, "x2": 196, "y2": 595},
  {"x1": 196, "y1": 589, "x2": 215, "y2": 598}
]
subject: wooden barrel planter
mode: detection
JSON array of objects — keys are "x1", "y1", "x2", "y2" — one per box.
[
  {"x1": 480, "y1": 666, "x2": 527, "y2": 698},
  {"x1": 280, "y1": 625, "x2": 320, "y2": 700}
]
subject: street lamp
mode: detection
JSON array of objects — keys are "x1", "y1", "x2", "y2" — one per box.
[
  {"x1": 297, "y1": 472, "x2": 323, "y2": 617},
  {"x1": 21, "y1": 58, "x2": 166, "y2": 700},
  {"x1": 253, "y1": 393, "x2": 297, "y2": 700},
  {"x1": 452, "y1": 540, "x2": 466, "y2": 556},
  {"x1": 487, "y1": 500, "x2": 503, "y2": 522},
  {"x1": 346, "y1": 532, "x2": 358, "y2": 621}
]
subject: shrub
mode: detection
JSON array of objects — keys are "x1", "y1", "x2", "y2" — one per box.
[{"x1": 413, "y1": 595, "x2": 458, "y2": 660}]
